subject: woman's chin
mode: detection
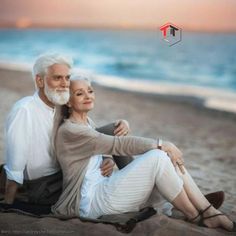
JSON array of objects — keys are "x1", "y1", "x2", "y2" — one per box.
[{"x1": 84, "y1": 106, "x2": 94, "y2": 112}]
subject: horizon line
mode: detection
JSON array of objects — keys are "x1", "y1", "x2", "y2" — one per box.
[{"x1": 0, "y1": 22, "x2": 236, "y2": 33}]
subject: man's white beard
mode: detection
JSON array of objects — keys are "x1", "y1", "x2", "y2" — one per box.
[{"x1": 44, "y1": 82, "x2": 70, "y2": 105}]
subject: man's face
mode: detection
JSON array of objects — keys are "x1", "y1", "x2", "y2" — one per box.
[{"x1": 43, "y1": 64, "x2": 71, "y2": 105}]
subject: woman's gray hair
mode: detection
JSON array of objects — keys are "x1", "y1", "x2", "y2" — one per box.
[
  {"x1": 51, "y1": 105, "x2": 69, "y2": 156},
  {"x1": 32, "y1": 53, "x2": 73, "y2": 89},
  {"x1": 70, "y1": 74, "x2": 91, "y2": 83}
]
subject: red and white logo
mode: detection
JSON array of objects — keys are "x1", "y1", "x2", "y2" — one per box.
[{"x1": 160, "y1": 22, "x2": 182, "y2": 46}]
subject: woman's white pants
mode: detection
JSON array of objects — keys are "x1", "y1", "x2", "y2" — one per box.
[{"x1": 88, "y1": 149, "x2": 183, "y2": 218}]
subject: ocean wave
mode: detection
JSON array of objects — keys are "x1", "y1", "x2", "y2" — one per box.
[
  {"x1": 0, "y1": 59, "x2": 32, "y2": 71},
  {"x1": 1, "y1": 60, "x2": 236, "y2": 114},
  {"x1": 93, "y1": 73, "x2": 236, "y2": 114}
]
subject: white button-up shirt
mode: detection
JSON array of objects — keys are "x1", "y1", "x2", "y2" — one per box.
[
  {"x1": 79, "y1": 154, "x2": 106, "y2": 217},
  {"x1": 79, "y1": 124, "x2": 107, "y2": 217},
  {"x1": 4, "y1": 92, "x2": 60, "y2": 184}
]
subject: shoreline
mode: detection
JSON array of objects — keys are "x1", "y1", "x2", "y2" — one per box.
[
  {"x1": 1, "y1": 61, "x2": 236, "y2": 115},
  {"x1": 92, "y1": 74, "x2": 236, "y2": 115}
]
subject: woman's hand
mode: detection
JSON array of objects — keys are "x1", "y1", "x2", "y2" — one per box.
[
  {"x1": 100, "y1": 158, "x2": 115, "y2": 177},
  {"x1": 161, "y1": 141, "x2": 185, "y2": 174},
  {"x1": 114, "y1": 120, "x2": 130, "y2": 136}
]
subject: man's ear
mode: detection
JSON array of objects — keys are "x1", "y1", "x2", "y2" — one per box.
[{"x1": 35, "y1": 75, "x2": 44, "y2": 89}]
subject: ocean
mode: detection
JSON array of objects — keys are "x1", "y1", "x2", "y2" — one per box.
[{"x1": 0, "y1": 28, "x2": 236, "y2": 94}]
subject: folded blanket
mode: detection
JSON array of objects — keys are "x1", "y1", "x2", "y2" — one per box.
[{"x1": 0, "y1": 199, "x2": 156, "y2": 233}]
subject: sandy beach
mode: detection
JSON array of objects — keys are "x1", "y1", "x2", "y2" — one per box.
[{"x1": 0, "y1": 68, "x2": 236, "y2": 236}]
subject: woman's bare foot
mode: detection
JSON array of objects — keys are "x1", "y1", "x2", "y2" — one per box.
[{"x1": 202, "y1": 206, "x2": 233, "y2": 231}]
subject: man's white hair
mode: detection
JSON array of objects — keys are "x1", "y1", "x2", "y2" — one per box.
[{"x1": 32, "y1": 52, "x2": 73, "y2": 80}]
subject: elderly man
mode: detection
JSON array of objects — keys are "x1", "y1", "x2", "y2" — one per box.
[
  {"x1": 3, "y1": 53, "x2": 129, "y2": 206},
  {"x1": 3, "y1": 53, "x2": 73, "y2": 205}
]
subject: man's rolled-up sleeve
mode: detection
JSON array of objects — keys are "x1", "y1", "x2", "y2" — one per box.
[{"x1": 4, "y1": 107, "x2": 31, "y2": 184}]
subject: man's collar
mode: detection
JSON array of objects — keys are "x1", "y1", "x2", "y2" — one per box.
[{"x1": 34, "y1": 91, "x2": 54, "y2": 112}]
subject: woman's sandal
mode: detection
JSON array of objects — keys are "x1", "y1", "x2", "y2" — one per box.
[
  {"x1": 188, "y1": 205, "x2": 213, "y2": 224},
  {"x1": 197, "y1": 204, "x2": 236, "y2": 232},
  {"x1": 188, "y1": 212, "x2": 201, "y2": 223}
]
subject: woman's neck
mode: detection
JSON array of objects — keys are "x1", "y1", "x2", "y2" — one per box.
[{"x1": 70, "y1": 111, "x2": 88, "y2": 124}]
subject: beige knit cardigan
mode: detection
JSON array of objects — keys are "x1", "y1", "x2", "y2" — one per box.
[{"x1": 51, "y1": 118, "x2": 157, "y2": 217}]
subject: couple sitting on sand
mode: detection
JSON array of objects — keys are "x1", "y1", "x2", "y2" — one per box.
[{"x1": 1, "y1": 53, "x2": 235, "y2": 232}]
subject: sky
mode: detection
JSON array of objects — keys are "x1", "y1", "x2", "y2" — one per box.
[{"x1": 0, "y1": 0, "x2": 236, "y2": 32}]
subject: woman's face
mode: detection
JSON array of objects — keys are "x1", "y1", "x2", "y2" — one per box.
[{"x1": 69, "y1": 80, "x2": 95, "y2": 113}]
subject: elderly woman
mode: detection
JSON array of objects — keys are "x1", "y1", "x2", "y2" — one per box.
[{"x1": 51, "y1": 75, "x2": 235, "y2": 232}]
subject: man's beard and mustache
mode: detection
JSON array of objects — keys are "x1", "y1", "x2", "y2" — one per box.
[{"x1": 44, "y1": 82, "x2": 70, "y2": 105}]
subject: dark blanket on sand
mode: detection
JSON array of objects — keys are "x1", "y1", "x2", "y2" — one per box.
[
  {"x1": 0, "y1": 210, "x2": 229, "y2": 236},
  {"x1": 0, "y1": 199, "x2": 156, "y2": 234}
]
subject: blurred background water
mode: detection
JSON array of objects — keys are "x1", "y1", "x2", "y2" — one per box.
[{"x1": 0, "y1": 29, "x2": 236, "y2": 92}]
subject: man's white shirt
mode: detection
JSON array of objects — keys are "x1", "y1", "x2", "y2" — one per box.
[{"x1": 4, "y1": 92, "x2": 60, "y2": 184}]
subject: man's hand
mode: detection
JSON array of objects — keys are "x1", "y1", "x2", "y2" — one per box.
[
  {"x1": 161, "y1": 141, "x2": 185, "y2": 174},
  {"x1": 114, "y1": 120, "x2": 130, "y2": 136},
  {"x1": 4, "y1": 179, "x2": 18, "y2": 204},
  {"x1": 100, "y1": 158, "x2": 115, "y2": 177}
]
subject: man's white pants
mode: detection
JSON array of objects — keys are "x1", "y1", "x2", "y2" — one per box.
[{"x1": 88, "y1": 149, "x2": 183, "y2": 219}]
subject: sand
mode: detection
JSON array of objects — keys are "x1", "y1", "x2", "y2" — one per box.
[{"x1": 0, "y1": 68, "x2": 235, "y2": 235}]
